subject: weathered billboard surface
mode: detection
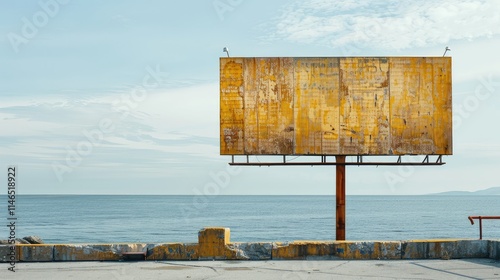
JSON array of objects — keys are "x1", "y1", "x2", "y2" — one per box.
[{"x1": 220, "y1": 57, "x2": 452, "y2": 155}]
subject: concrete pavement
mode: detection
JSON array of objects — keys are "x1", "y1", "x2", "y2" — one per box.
[{"x1": 2, "y1": 259, "x2": 500, "y2": 280}]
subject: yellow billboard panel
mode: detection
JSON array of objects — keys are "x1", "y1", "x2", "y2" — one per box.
[
  {"x1": 339, "y1": 57, "x2": 390, "y2": 154},
  {"x1": 220, "y1": 57, "x2": 452, "y2": 156},
  {"x1": 294, "y1": 58, "x2": 340, "y2": 154}
]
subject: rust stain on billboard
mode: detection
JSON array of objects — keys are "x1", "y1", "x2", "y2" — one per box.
[
  {"x1": 220, "y1": 57, "x2": 452, "y2": 156},
  {"x1": 242, "y1": 58, "x2": 295, "y2": 155},
  {"x1": 339, "y1": 57, "x2": 390, "y2": 155},
  {"x1": 294, "y1": 58, "x2": 341, "y2": 155}
]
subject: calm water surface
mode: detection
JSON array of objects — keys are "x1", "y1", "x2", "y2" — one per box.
[{"x1": 9, "y1": 195, "x2": 500, "y2": 243}]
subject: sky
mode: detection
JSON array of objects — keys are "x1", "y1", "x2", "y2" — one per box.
[{"x1": 1, "y1": 0, "x2": 500, "y2": 195}]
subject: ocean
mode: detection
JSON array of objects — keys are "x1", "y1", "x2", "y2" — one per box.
[{"x1": 7, "y1": 195, "x2": 500, "y2": 243}]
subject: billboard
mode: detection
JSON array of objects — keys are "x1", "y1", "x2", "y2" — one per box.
[{"x1": 220, "y1": 57, "x2": 452, "y2": 156}]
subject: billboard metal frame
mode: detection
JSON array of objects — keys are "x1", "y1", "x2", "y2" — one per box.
[{"x1": 228, "y1": 154, "x2": 444, "y2": 166}]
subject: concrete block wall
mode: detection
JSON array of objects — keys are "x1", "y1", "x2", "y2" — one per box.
[
  {"x1": 19, "y1": 245, "x2": 54, "y2": 262},
  {"x1": 147, "y1": 243, "x2": 198, "y2": 260},
  {"x1": 1, "y1": 228, "x2": 498, "y2": 262},
  {"x1": 401, "y1": 239, "x2": 489, "y2": 259},
  {"x1": 337, "y1": 241, "x2": 402, "y2": 260},
  {"x1": 272, "y1": 241, "x2": 337, "y2": 260},
  {"x1": 490, "y1": 240, "x2": 500, "y2": 260}
]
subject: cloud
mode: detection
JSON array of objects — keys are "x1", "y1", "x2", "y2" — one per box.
[
  {"x1": 0, "y1": 82, "x2": 221, "y2": 175},
  {"x1": 269, "y1": 0, "x2": 500, "y2": 50}
]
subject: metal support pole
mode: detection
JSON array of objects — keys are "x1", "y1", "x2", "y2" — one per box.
[
  {"x1": 336, "y1": 156, "x2": 346, "y2": 240},
  {"x1": 479, "y1": 217, "x2": 483, "y2": 240}
]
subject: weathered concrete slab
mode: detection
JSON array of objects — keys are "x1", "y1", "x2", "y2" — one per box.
[
  {"x1": 272, "y1": 241, "x2": 337, "y2": 260},
  {"x1": 0, "y1": 245, "x2": 18, "y2": 262},
  {"x1": 490, "y1": 240, "x2": 500, "y2": 260},
  {"x1": 454, "y1": 240, "x2": 489, "y2": 258},
  {"x1": 402, "y1": 239, "x2": 489, "y2": 259},
  {"x1": 229, "y1": 242, "x2": 273, "y2": 260},
  {"x1": 198, "y1": 227, "x2": 236, "y2": 260},
  {"x1": 54, "y1": 244, "x2": 148, "y2": 261},
  {"x1": 147, "y1": 243, "x2": 198, "y2": 260},
  {"x1": 18, "y1": 245, "x2": 54, "y2": 262},
  {"x1": 337, "y1": 241, "x2": 402, "y2": 260},
  {"x1": 54, "y1": 245, "x2": 119, "y2": 261}
]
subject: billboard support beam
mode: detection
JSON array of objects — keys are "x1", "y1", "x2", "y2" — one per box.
[
  {"x1": 228, "y1": 155, "x2": 446, "y2": 166},
  {"x1": 336, "y1": 155, "x2": 346, "y2": 241}
]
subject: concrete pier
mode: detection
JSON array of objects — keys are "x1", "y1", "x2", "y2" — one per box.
[
  {"x1": 2, "y1": 259, "x2": 500, "y2": 280},
  {"x1": 1, "y1": 227, "x2": 499, "y2": 262}
]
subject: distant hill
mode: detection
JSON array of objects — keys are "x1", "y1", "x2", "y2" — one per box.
[{"x1": 432, "y1": 186, "x2": 500, "y2": 195}]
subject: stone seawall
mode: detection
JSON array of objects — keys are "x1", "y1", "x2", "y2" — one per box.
[{"x1": 1, "y1": 227, "x2": 499, "y2": 262}]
